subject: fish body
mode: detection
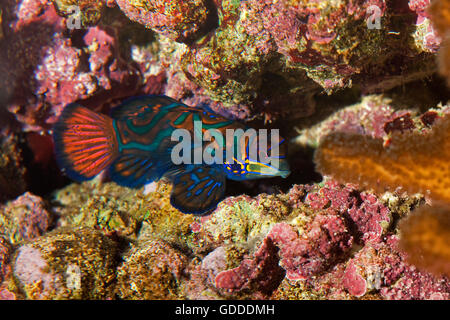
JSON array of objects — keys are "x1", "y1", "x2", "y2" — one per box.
[{"x1": 53, "y1": 95, "x2": 290, "y2": 215}]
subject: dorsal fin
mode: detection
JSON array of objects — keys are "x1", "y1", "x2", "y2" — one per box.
[{"x1": 110, "y1": 95, "x2": 187, "y2": 119}]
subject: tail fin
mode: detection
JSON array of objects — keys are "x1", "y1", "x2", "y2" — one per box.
[{"x1": 53, "y1": 103, "x2": 119, "y2": 181}]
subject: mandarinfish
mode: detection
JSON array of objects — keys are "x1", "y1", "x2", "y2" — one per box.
[{"x1": 53, "y1": 95, "x2": 290, "y2": 215}]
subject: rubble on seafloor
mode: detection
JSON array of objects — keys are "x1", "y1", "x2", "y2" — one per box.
[{"x1": 0, "y1": 0, "x2": 449, "y2": 300}]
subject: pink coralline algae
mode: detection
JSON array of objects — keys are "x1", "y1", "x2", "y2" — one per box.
[
  {"x1": 293, "y1": 95, "x2": 450, "y2": 149},
  {"x1": 238, "y1": 0, "x2": 390, "y2": 90},
  {"x1": 305, "y1": 181, "x2": 391, "y2": 244},
  {"x1": 342, "y1": 261, "x2": 367, "y2": 297},
  {"x1": 29, "y1": 24, "x2": 140, "y2": 130},
  {"x1": 201, "y1": 246, "x2": 228, "y2": 285},
  {"x1": 214, "y1": 238, "x2": 285, "y2": 296},
  {"x1": 0, "y1": 134, "x2": 27, "y2": 202},
  {"x1": 409, "y1": 0, "x2": 432, "y2": 18},
  {"x1": 267, "y1": 220, "x2": 352, "y2": 281},
  {"x1": 1, "y1": 0, "x2": 441, "y2": 131},
  {"x1": 3, "y1": 0, "x2": 140, "y2": 132},
  {"x1": 381, "y1": 267, "x2": 450, "y2": 300},
  {"x1": 115, "y1": 239, "x2": 188, "y2": 299},
  {"x1": 348, "y1": 192, "x2": 391, "y2": 244}
]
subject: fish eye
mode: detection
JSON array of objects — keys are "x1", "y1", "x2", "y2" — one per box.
[
  {"x1": 227, "y1": 163, "x2": 241, "y2": 171},
  {"x1": 225, "y1": 162, "x2": 246, "y2": 174}
]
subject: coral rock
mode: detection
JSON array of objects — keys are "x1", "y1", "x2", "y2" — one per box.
[
  {"x1": 342, "y1": 261, "x2": 367, "y2": 297},
  {"x1": 115, "y1": 239, "x2": 188, "y2": 299},
  {"x1": 0, "y1": 287, "x2": 16, "y2": 300},
  {"x1": 380, "y1": 264, "x2": 450, "y2": 300},
  {"x1": 428, "y1": 0, "x2": 450, "y2": 37},
  {"x1": 115, "y1": 0, "x2": 215, "y2": 43},
  {"x1": 2, "y1": 0, "x2": 140, "y2": 132},
  {"x1": 267, "y1": 219, "x2": 352, "y2": 280},
  {"x1": 54, "y1": 181, "x2": 144, "y2": 238},
  {"x1": 293, "y1": 95, "x2": 426, "y2": 149},
  {"x1": 13, "y1": 227, "x2": 117, "y2": 299},
  {"x1": 409, "y1": 0, "x2": 441, "y2": 52},
  {"x1": 429, "y1": 0, "x2": 450, "y2": 83},
  {"x1": 0, "y1": 192, "x2": 52, "y2": 244},
  {"x1": 214, "y1": 237, "x2": 285, "y2": 296}
]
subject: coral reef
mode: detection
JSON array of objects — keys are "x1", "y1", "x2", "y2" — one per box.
[
  {"x1": 0, "y1": 0, "x2": 449, "y2": 301},
  {"x1": 0, "y1": 176, "x2": 448, "y2": 300},
  {"x1": 409, "y1": 0, "x2": 441, "y2": 53},
  {"x1": 214, "y1": 237, "x2": 285, "y2": 296},
  {"x1": 0, "y1": 0, "x2": 441, "y2": 132},
  {"x1": 314, "y1": 105, "x2": 450, "y2": 282}
]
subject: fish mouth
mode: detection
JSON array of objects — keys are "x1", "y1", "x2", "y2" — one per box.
[
  {"x1": 262, "y1": 166, "x2": 290, "y2": 178},
  {"x1": 247, "y1": 159, "x2": 291, "y2": 178},
  {"x1": 278, "y1": 169, "x2": 291, "y2": 178},
  {"x1": 276, "y1": 160, "x2": 291, "y2": 178}
]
